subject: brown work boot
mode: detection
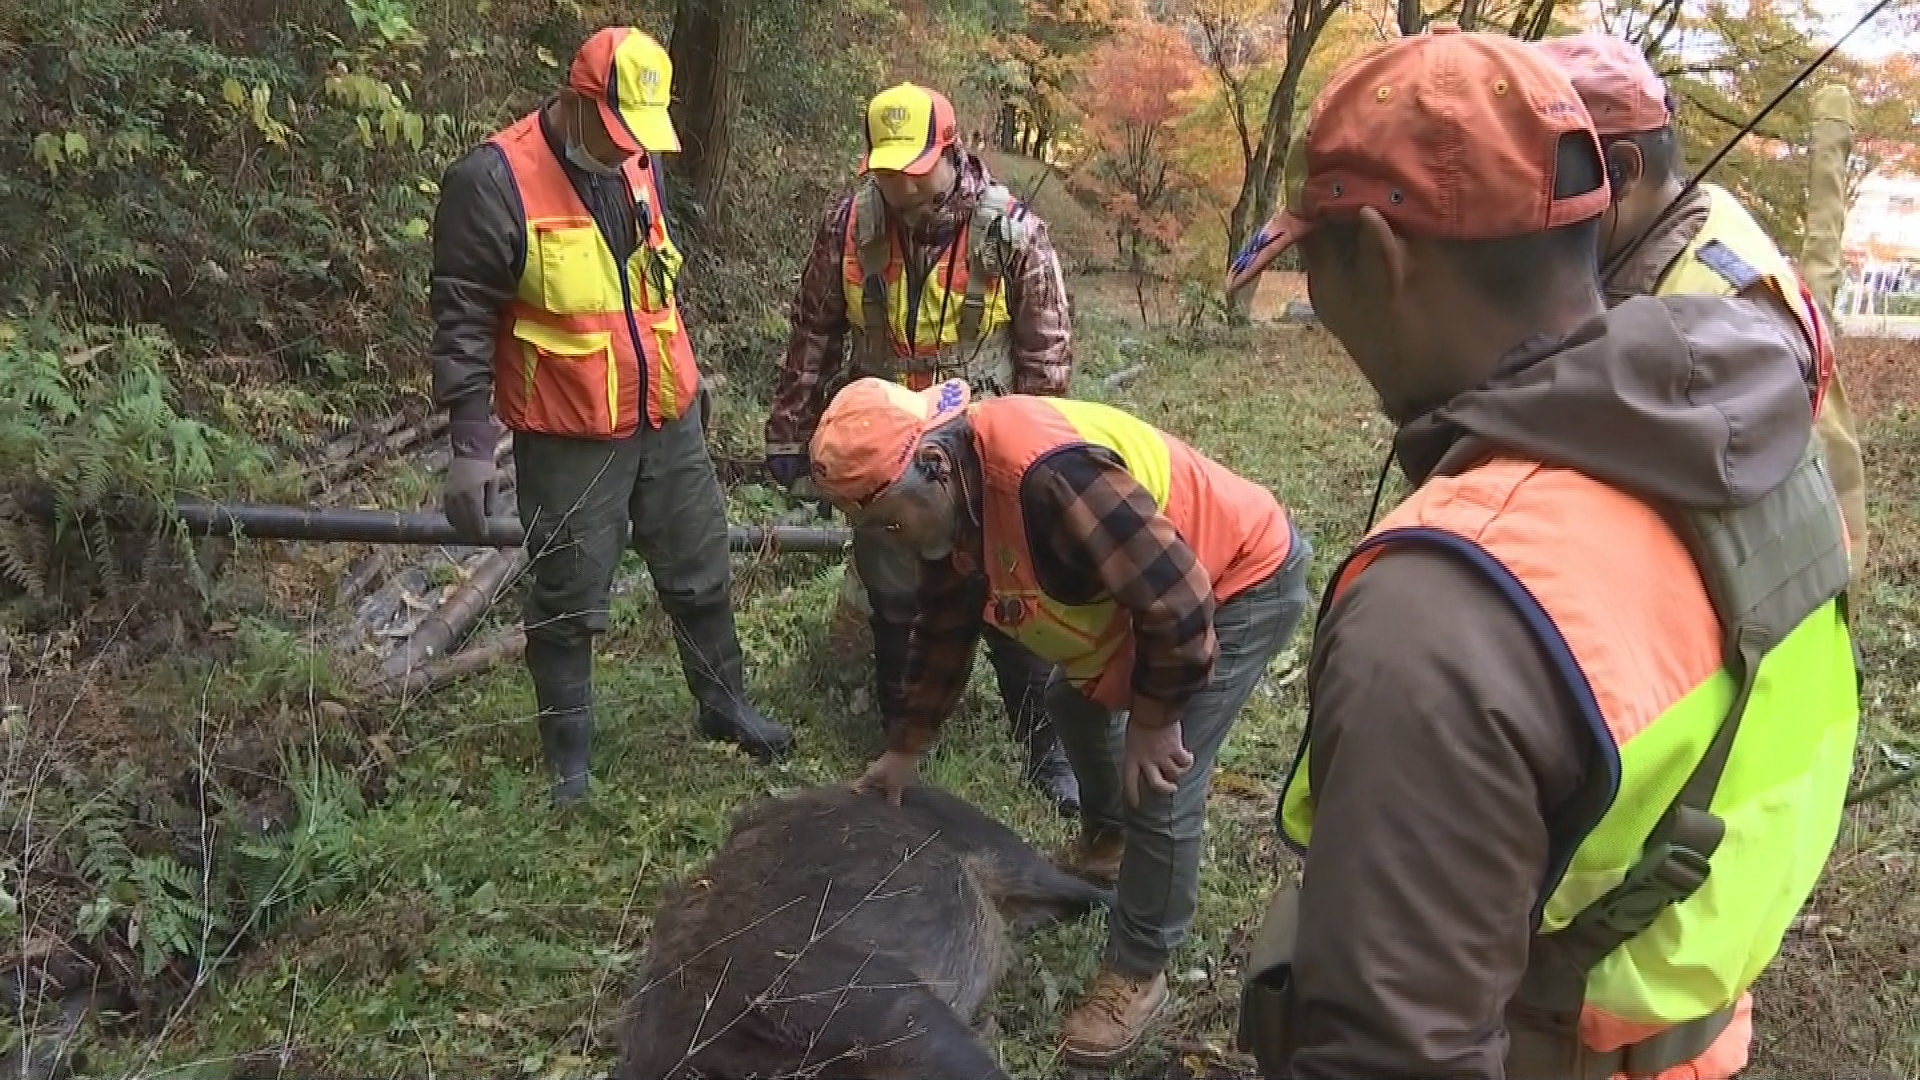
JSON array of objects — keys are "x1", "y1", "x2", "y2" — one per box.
[
  {"x1": 1059, "y1": 967, "x2": 1169, "y2": 1065},
  {"x1": 1055, "y1": 826, "x2": 1125, "y2": 888}
]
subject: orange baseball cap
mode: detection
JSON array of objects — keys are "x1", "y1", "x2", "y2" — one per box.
[
  {"x1": 1534, "y1": 33, "x2": 1672, "y2": 137},
  {"x1": 568, "y1": 27, "x2": 680, "y2": 156},
  {"x1": 860, "y1": 83, "x2": 959, "y2": 176},
  {"x1": 808, "y1": 377, "x2": 973, "y2": 508},
  {"x1": 1225, "y1": 28, "x2": 1610, "y2": 293}
]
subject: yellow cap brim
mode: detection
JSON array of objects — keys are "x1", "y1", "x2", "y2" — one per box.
[
  {"x1": 861, "y1": 140, "x2": 942, "y2": 176},
  {"x1": 599, "y1": 99, "x2": 680, "y2": 155}
]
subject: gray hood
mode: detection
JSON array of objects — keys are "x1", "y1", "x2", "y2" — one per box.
[{"x1": 1395, "y1": 293, "x2": 1816, "y2": 511}]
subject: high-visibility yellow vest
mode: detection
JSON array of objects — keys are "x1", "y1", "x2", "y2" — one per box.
[
  {"x1": 1655, "y1": 183, "x2": 1836, "y2": 419},
  {"x1": 840, "y1": 179, "x2": 1024, "y2": 393},
  {"x1": 970, "y1": 396, "x2": 1293, "y2": 708},
  {"x1": 1279, "y1": 451, "x2": 1857, "y2": 1080},
  {"x1": 489, "y1": 111, "x2": 700, "y2": 438}
]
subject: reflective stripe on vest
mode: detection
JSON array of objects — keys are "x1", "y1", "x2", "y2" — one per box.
[
  {"x1": 841, "y1": 180, "x2": 1019, "y2": 391},
  {"x1": 1656, "y1": 183, "x2": 1836, "y2": 419},
  {"x1": 489, "y1": 111, "x2": 701, "y2": 439},
  {"x1": 1277, "y1": 456, "x2": 1857, "y2": 1079},
  {"x1": 970, "y1": 396, "x2": 1294, "y2": 708}
]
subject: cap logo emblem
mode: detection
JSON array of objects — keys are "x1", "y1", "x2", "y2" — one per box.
[
  {"x1": 640, "y1": 67, "x2": 662, "y2": 97},
  {"x1": 881, "y1": 104, "x2": 909, "y2": 134}
]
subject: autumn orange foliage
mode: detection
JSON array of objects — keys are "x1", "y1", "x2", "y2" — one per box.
[{"x1": 1069, "y1": 19, "x2": 1205, "y2": 299}]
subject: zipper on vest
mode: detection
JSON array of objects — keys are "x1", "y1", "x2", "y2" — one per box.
[{"x1": 614, "y1": 259, "x2": 650, "y2": 427}]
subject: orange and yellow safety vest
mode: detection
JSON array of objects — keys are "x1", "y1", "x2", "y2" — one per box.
[
  {"x1": 1280, "y1": 452, "x2": 1857, "y2": 1080},
  {"x1": 488, "y1": 111, "x2": 700, "y2": 439},
  {"x1": 840, "y1": 180, "x2": 1024, "y2": 392},
  {"x1": 971, "y1": 396, "x2": 1295, "y2": 708}
]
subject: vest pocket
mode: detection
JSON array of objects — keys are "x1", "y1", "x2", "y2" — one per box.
[
  {"x1": 511, "y1": 321, "x2": 617, "y2": 437},
  {"x1": 532, "y1": 220, "x2": 617, "y2": 316},
  {"x1": 641, "y1": 306, "x2": 683, "y2": 419}
]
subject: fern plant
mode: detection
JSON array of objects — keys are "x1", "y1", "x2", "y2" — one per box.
[
  {"x1": 69, "y1": 770, "x2": 223, "y2": 977},
  {"x1": 228, "y1": 751, "x2": 367, "y2": 938},
  {"x1": 0, "y1": 311, "x2": 275, "y2": 600}
]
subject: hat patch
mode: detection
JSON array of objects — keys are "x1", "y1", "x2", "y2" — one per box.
[{"x1": 881, "y1": 104, "x2": 910, "y2": 134}]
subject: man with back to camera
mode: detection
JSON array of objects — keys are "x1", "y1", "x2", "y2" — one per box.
[
  {"x1": 1535, "y1": 31, "x2": 1869, "y2": 572},
  {"x1": 1226, "y1": 27, "x2": 1858, "y2": 1080}
]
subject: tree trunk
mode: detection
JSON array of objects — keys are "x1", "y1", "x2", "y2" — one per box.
[
  {"x1": 667, "y1": 0, "x2": 748, "y2": 236},
  {"x1": 1223, "y1": 48, "x2": 1315, "y2": 321},
  {"x1": 1398, "y1": 0, "x2": 1425, "y2": 36}
]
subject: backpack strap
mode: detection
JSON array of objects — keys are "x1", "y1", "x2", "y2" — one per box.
[
  {"x1": 1510, "y1": 439, "x2": 1850, "y2": 1077},
  {"x1": 851, "y1": 179, "x2": 896, "y2": 375},
  {"x1": 956, "y1": 182, "x2": 1029, "y2": 362}
]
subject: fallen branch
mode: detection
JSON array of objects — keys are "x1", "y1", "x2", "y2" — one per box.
[
  {"x1": 334, "y1": 548, "x2": 393, "y2": 608},
  {"x1": 305, "y1": 414, "x2": 448, "y2": 494},
  {"x1": 161, "y1": 501, "x2": 852, "y2": 552},
  {"x1": 1847, "y1": 763, "x2": 1920, "y2": 806},
  {"x1": 368, "y1": 629, "x2": 526, "y2": 698},
  {"x1": 379, "y1": 547, "x2": 530, "y2": 680}
]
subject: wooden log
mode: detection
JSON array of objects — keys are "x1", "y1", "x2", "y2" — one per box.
[
  {"x1": 369, "y1": 630, "x2": 527, "y2": 698},
  {"x1": 378, "y1": 547, "x2": 529, "y2": 680}
]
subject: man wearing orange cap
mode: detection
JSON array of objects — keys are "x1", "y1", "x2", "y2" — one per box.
[
  {"x1": 1534, "y1": 31, "x2": 1868, "y2": 571},
  {"x1": 765, "y1": 82, "x2": 1081, "y2": 813},
  {"x1": 428, "y1": 27, "x2": 791, "y2": 807},
  {"x1": 1227, "y1": 28, "x2": 1855, "y2": 1080},
  {"x1": 809, "y1": 376, "x2": 1313, "y2": 1064}
]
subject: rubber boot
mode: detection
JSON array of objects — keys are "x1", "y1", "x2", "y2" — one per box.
[
  {"x1": 525, "y1": 636, "x2": 595, "y2": 806},
  {"x1": 988, "y1": 634, "x2": 1081, "y2": 817},
  {"x1": 1023, "y1": 724, "x2": 1081, "y2": 817},
  {"x1": 671, "y1": 601, "x2": 794, "y2": 762}
]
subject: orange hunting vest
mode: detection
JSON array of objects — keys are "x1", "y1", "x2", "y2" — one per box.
[
  {"x1": 1280, "y1": 452, "x2": 1857, "y2": 1080},
  {"x1": 838, "y1": 181, "x2": 1020, "y2": 392},
  {"x1": 488, "y1": 111, "x2": 700, "y2": 439},
  {"x1": 971, "y1": 396, "x2": 1295, "y2": 709}
]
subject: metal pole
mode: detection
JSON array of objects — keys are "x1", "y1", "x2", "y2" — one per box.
[{"x1": 166, "y1": 499, "x2": 851, "y2": 553}]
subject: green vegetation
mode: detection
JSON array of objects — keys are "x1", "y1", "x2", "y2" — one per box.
[{"x1": 3, "y1": 0, "x2": 1917, "y2": 1077}]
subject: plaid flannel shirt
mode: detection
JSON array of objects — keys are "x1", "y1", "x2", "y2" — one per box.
[
  {"x1": 764, "y1": 150, "x2": 1073, "y2": 458},
  {"x1": 888, "y1": 425, "x2": 1217, "y2": 755}
]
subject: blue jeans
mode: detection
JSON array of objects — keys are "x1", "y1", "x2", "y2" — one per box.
[{"x1": 1047, "y1": 524, "x2": 1314, "y2": 976}]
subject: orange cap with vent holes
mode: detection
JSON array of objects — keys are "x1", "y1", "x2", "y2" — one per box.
[{"x1": 1226, "y1": 28, "x2": 1611, "y2": 293}]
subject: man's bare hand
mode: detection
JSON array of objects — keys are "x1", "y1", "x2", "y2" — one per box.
[
  {"x1": 1122, "y1": 719, "x2": 1193, "y2": 807},
  {"x1": 852, "y1": 750, "x2": 921, "y2": 806}
]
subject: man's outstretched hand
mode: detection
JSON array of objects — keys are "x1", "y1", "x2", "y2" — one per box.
[{"x1": 852, "y1": 749, "x2": 921, "y2": 807}]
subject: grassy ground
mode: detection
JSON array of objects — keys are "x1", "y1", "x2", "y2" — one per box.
[{"x1": 17, "y1": 297, "x2": 1920, "y2": 1077}]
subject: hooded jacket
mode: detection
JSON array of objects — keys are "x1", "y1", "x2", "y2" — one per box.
[
  {"x1": 1605, "y1": 184, "x2": 1869, "y2": 567},
  {"x1": 1285, "y1": 292, "x2": 1819, "y2": 1079}
]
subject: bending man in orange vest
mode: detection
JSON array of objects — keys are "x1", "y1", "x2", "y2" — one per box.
[
  {"x1": 764, "y1": 83, "x2": 1081, "y2": 813},
  {"x1": 807, "y1": 377, "x2": 1313, "y2": 1066},
  {"x1": 1227, "y1": 29, "x2": 1855, "y2": 1080},
  {"x1": 429, "y1": 28, "x2": 791, "y2": 806},
  {"x1": 1535, "y1": 32, "x2": 1869, "y2": 568}
]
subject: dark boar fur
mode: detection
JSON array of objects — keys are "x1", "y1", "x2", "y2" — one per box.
[{"x1": 614, "y1": 784, "x2": 1111, "y2": 1080}]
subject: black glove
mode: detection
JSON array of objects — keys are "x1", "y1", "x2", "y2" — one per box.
[
  {"x1": 444, "y1": 455, "x2": 499, "y2": 543},
  {"x1": 766, "y1": 453, "x2": 810, "y2": 490}
]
